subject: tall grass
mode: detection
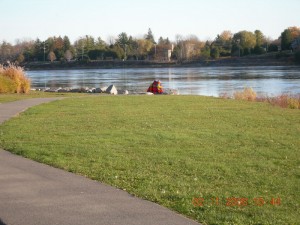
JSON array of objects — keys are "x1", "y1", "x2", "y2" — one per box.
[
  {"x1": 0, "y1": 63, "x2": 31, "y2": 94},
  {"x1": 233, "y1": 87, "x2": 257, "y2": 101},
  {"x1": 258, "y1": 94, "x2": 300, "y2": 109},
  {"x1": 231, "y1": 87, "x2": 300, "y2": 109}
]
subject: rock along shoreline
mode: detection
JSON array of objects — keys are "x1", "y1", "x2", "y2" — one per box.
[{"x1": 38, "y1": 84, "x2": 178, "y2": 95}]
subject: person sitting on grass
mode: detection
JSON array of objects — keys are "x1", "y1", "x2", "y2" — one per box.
[{"x1": 147, "y1": 80, "x2": 164, "y2": 94}]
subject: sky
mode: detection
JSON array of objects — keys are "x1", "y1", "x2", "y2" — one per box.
[{"x1": 0, "y1": 0, "x2": 299, "y2": 44}]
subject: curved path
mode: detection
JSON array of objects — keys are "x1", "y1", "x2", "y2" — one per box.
[{"x1": 0, "y1": 98, "x2": 200, "y2": 225}]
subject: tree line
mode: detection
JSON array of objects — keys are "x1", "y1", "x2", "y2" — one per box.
[{"x1": 0, "y1": 27, "x2": 299, "y2": 64}]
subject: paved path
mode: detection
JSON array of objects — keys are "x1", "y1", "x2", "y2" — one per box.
[
  {"x1": 0, "y1": 98, "x2": 200, "y2": 225},
  {"x1": 0, "y1": 98, "x2": 64, "y2": 124}
]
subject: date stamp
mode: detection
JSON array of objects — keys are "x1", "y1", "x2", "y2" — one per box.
[{"x1": 192, "y1": 197, "x2": 281, "y2": 207}]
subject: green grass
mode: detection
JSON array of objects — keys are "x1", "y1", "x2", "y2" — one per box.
[
  {"x1": 0, "y1": 95, "x2": 299, "y2": 225},
  {"x1": 0, "y1": 91, "x2": 87, "y2": 103}
]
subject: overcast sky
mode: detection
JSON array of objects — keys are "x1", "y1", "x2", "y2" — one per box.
[{"x1": 0, "y1": 0, "x2": 299, "y2": 44}]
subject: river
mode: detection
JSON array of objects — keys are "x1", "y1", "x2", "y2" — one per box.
[{"x1": 26, "y1": 66, "x2": 300, "y2": 97}]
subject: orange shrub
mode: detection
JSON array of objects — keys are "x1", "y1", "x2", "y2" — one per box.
[
  {"x1": 258, "y1": 94, "x2": 300, "y2": 109},
  {"x1": 233, "y1": 87, "x2": 257, "y2": 101},
  {"x1": 0, "y1": 63, "x2": 31, "y2": 93}
]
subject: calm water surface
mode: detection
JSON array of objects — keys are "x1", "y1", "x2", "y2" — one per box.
[{"x1": 26, "y1": 66, "x2": 300, "y2": 97}]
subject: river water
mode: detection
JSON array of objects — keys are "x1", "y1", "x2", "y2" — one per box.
[{"x1": 26, "y1": 66, "x2": 300, "y2": 97}]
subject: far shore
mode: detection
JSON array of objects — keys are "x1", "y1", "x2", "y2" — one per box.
[{"x1": 22, "y1": 53, "x2": 298, "y2": 71}]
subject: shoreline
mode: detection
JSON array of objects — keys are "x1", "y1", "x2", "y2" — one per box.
[{"x1": 22, "y1": 54, "x2": 297, "y2": 71}]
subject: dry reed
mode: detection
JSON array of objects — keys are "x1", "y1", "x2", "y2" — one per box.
[
  {"x1": 233, "y1": 87, "x2": 257, "y2": 101},
  {"x1": 0, "y1": 63, "x2": 31, "y2": 93},
  {"x1": 223, "y1": 87, "x2": 299, "y2": 109}
]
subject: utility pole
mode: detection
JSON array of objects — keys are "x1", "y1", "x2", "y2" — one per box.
[
  {"x1": 81, "y1": 43, "x2": 84, "y2": 60},
  {"x1": 124, "y1": 44, "x2": 127, "y2": 61},
  {"x1": 237, "y1": 39, "x2": 240, "y2": 57},
  {"x1": 43, "y1": 42, "x2": 46, "y2": 62}
]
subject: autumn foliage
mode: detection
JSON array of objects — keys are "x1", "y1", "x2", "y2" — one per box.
[{"x1": 0, "y1": 64, "x2": 31, "y2": 93}]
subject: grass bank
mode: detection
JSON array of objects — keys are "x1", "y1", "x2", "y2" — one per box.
[
  {"x1": 0, "y1": 96, "x2": 299, "y2": 224},
  {"x1": 0, "y1": 91, "x2": 88, "y2": 103}
]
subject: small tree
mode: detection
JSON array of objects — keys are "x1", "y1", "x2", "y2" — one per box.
[
  {"x1": 280, "y1": 27, "x2": 300, "y2": 50},
  {"x1": 116, "y1": 32, "x2": 129, "y2": 60},
  {"x1": 145, "y1": 28, "x2": 156, "y2": 44},
  {"x1": 64, "y1": 50, "x2": 73, "y2": 62},
  {"x1": 48, "y1": 51, "x2": 56, "y2": 62},
  {"x1": 281, "y1": 29, "x2": 293, "y2": 50},
  {"x1": 210, "y1": 47, "x2": 220, "y2": 59}
]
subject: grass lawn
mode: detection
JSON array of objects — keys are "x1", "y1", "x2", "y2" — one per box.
[
  {"x1": 0, "y1": 95, "x2": 299, "y2": 224},
  {"x1": 0, "y1": 91, "x2": 87, "y2": 103}
]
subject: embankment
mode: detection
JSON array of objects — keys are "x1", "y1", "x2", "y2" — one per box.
[{"x1": 23, "y1": 53, "x2": 296, "y2": 70}]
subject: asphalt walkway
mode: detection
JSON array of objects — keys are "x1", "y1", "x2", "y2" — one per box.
[{"x1": 0, "y1": 98, "x2": 200, "y2": 225}]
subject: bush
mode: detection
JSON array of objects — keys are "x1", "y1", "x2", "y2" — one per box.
[
  {"x1": 258, "y1": 94, "x2": 300, "y2": 109},
  {"x1": 0, "y1": 75, "x2": 17, "y2": 93},
  {"x1": 210, "y1": 47, "x2": 220, "y2": 59},
  {"x1": 276, "y1": 51, "x2": 292, "y2": 59},
  {"x1": 288, "y1": 97, "x2": 299, "y2": 109},
  {"x1": 267, "y1": 95, "x2": 289, "y2": 108},
  {"x1": 0, "y1": 64, "x2": 31, "y2": 93},
  {"x1": 268, "y1": 44, "x2": 279, "y2": 52},
  {"x1": 253, "y1": 46, "x2": 266, "y2": 55},
  {"x1": 233, "y1": 87, "x2": 257, "y2": 101}
]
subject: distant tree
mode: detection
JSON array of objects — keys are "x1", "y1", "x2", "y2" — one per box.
[
  {"x1": 16, "y1": 53, "x2": 25, "y2": 63},
  {"x1": 210, "y1": 47, "x2": 220, "y2": 59},
  {"x1": 85, "y1": 35, "x2": 96, "y2": 52},
  {"x1": 48, "y1": 51, "x2": 56, "y2": 62},
  {"x1": 232, "y1": 31, "x2": 256, "y2": 56},
  {"x1": 129, "y1": 39, "x2": 139, "y2": 60},
  {"x1": 54, "y1": 36, "x2": 64, "y2": 50},
  {"x1": 281, "y1": 29, "x2": 292, "y2": 50},
  {"x1": 64, "y1": 50, "x2": 73, "y2": 62},
  {"x1": 135, "y1": 39, "x2": 153, "y2": 60},
  {"x1": 158, "y1": 37, "x2": 171, "y2": 45},
  {"x1": 268, "y1": 44, "x2": 278, "y2": 52},
  {"x1": 213, "y1": 30, "x2": 232, "y2": 57},
  {"x1": 63, "y1": 36, "x2": 71, "y2": 52},
  {"x1": 145, "y1": 28, "x2": 156, "y2": 44},
  {"x1": 173, "y1": 35, "x2": 203, "y2": 61},
  {"x1": 112, "y1": 45, "x2": 123, "y2": 59},
  {"x1": 53, "y1": 36, "x2": 64, "y2": 59},
  {"x1": 73, "y1": 35, "x2": 95, "y2": 59},
  {"x1": 281, "y1": 27, "x2": 300, "y2": 50},
  {"x1": 219, "y1": 30, "x2": 233, "y2": 41},
  {"x1": 32, "y1": 39, "x2": 44, "y2": 61},
  {"x1": 88, "y1": 49, "x2": 106, "y2": 60},
  {"x1": 253, "y1": 30, "x2": 266, "y2": 54},
  {"x1": 254, "y1": 30, "x2": 264, "y2": 47},
  {"x1": 22, "y1": 43, "x2": 34, "y2": 62},
  {"x1": 95, "y1": 37, "x2": 106, "y2": 50},
  {"x1": 116, "y1": 32, "x2": 129, "y2": 59},
  {"x1": 268, "y1": 39, "x2": 280, "y2": 52},
  {"x1": 126, "y1": 36, "x2": 138, "y2": 59},
  {"x1": 184, "y1": 36, "x2": 203, "y2": 60},
  {"x1": 0, "y1": 41, "x2": 14, "y2": 63},
  {"x1": 201, "y1": 41, "x2": 211, "y2": 59},
  {"x1": 46, "y1": 37, "x2": 55, "y2": 52}
]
